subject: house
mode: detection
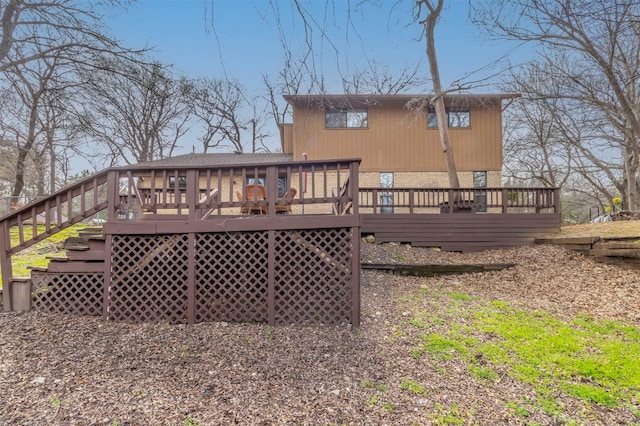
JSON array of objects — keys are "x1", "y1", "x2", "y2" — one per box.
[
  {"x1": 0, "y1": 94, "x2": 560, "y2": 323},
  {"x1": 280, "y1": 93, "x2": 519, "y2": 190}
]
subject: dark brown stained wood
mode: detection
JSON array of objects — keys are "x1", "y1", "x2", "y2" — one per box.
[
  {"x1": 361, "y1": 263, "x2": 515, "y2": 276},
  {"x1": 45, "y1": 262, "x2": 105, "y2": 273},
  {"x1": 66, "y1": 250, "x2": 105, "y2": 261},
  {"x1": 361, "y1": 213, "x2": 561, "y2": 252},
  {"x1": 2, "y1": 157, "x2": 561, "y2": 321}
]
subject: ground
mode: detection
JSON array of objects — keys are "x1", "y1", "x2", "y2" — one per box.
[{"x1": 0, "y1": 242, "x2": 639, "y2": 425}]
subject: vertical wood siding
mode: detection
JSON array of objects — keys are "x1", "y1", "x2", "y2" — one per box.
[{"x1": 290, "y1": 104, "x2": 503, "y2": 173}]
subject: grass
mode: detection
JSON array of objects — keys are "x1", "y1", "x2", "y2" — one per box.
[
  {"x1": 400, "y1": 378, "x2": 428, "y2": 397},
  {"x1": 0, "y1": 224, "x2": 88, "y2": 288},
  {"x1": 552, "y1": 221, "x2": 640, "y2": 239},
  {"x1": 405, "y1": 290, "x2": 640, "y2": 421}
]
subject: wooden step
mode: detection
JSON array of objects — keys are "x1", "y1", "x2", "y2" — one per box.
[
  {"x1": 63, "y1": 236, "x2": 89, "y2": 249},
  {"x1": 593, "y1": 241, "x2": 640, "y2": 250},
  {"x1": 534, "y1": 236, "x2": 600, "y2": 245},
  {"x1": 45, "y1": 261, "x2": 104, "y2": 273},
  {"x1": 589, "y1": 248, "x2": 640, "y2": 258},
  {"x1": 87, "y1": 238, "x2": 106, "y2": 250},
  {"x1": 66, "y1": 249, "x2": 105, "y2": 261}
]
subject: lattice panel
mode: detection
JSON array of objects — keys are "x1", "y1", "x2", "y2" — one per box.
[
  {"x1": 31, "y1": 272, "x2": 103, "y2": 316},
  {"x1": 195, "y1": 232, "x2": 269, "y2": 322},
  {"x1": 108, "y1": 235, "x2": 189, "y2": 323},
  {"x1": 274, "y1": 228, "x2": 353, "y2": 325}
]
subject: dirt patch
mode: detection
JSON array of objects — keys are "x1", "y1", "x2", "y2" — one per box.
[{"x1": 0, "y1": 243, "x2": 638, "y2": 425}]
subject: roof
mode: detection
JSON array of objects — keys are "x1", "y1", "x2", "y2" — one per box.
[
  {"x1": 133, "y1": 152, "x2": 294, "y2": 168},
  {"x1": 283, "y1": 93, "x2": 521, "y2": 108}
]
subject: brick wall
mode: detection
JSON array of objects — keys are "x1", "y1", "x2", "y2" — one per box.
[{"x1": 359, "y1": 171, "x2": 502, "y2": 187}]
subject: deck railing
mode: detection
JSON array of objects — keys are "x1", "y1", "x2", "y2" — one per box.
[
  {"x1": 360, "y1": 187, "x2": 560, "y2": 214},
  {"x1": 108, "y1": 158, "x2": 359, "y2": 220}
]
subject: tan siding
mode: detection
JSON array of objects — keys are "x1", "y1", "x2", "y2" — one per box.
[
  {"x1": 292, "y1": 103, "x2": 503, "y2": 173},
  {"x1": 280, "y1": 124, "x2": 293, "y2": 154}
]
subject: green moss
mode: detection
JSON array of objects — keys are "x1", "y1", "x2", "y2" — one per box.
[{"x1": 0, "y1": 224, "x2": 88, "y2": 287}]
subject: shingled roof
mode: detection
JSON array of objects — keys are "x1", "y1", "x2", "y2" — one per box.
[
  {"x1": 283, "y1": 93, "x2": 520, "y2": 108},
  {"x1": 132, "y1": 152, "x2": 294, "y2": 168}
]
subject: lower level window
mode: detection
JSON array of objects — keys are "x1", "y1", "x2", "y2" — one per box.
[{"x1": 473, "y1": 171, "x2": 487, "y2": 212}]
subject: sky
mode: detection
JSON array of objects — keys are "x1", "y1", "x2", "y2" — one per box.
[{"x1": 102, "y1": 0, "x2": 529, "y2": 153}]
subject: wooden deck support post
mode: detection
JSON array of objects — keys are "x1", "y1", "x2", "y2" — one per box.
[
  {"x1": 349, "y1": 160, "x2": 361, "y2": 327},
  {"x1": 0, "y1": 219, "x2": 13, "y2": 311}
]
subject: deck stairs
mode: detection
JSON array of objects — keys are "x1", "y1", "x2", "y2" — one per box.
[{"x1": 28, "y1": 226, "x2": 106, "y2": 276}]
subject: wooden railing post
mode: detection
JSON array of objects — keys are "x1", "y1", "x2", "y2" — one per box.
[
  {"x1": 349, "y1": 161, "x2": 359, "y2": 215},
  {"x1": 266, "y1": 165, "x2": 277, "y2": 215},
  {"x1": 106, "y1": 170, "x2": 120, "y2": 222},
  {"x1": 409, "y1": 189, "x2": 415, "y2": 214},
  {"x1": 501, "y1": 188, "x2": 508, "y2": 213},
  {"x1": 0, "y1": 219, "x2": 13, "y2": 311},
  {"x1": 186, "y1": 169, "x2": 198, "y2": 221}
]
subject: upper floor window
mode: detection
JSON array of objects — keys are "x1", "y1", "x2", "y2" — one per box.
[
  {"x1": 428, "y1": 108, "x2": 470, "y2": 128},
  {"x1": 325, "y1": 108, "x2": 368, "y2": 128}
]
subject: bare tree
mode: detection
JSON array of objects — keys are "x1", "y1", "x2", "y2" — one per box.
[
  {"x1": 0, "y1": 52, "x2": 63, "y2": 198},
  {"x1": 262, "y1": 53, "x2": 307, "y2": 127},
  {"x1": 184, "y1": 77, "x2": 250, "y2": 153},
  {"x1": 0, "y1": 0, "x2": 142, "y2": 73},
  {"x1": 342, "y1": 61, "x2": 428, "y2": 95},
  {"x1": 472, "y1": 0, "x2": 640, "y2": 210},
  {"x1": 502, "y1": 62, "x2": 574, "y2": 188},
  {"x1": 78, "y1": 61, "x2": 190, "y2": 164}
]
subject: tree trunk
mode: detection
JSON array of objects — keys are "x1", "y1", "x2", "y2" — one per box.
[
  {"x1": 624, "y1": 143, "x2": 640, "y2": 210},
  {"x1": 422, "y1": 0, "x2": 460, "y2": 188}
]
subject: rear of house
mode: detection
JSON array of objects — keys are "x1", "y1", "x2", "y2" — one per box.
[{"x1": 280, "y1": 93, "x2": 517, "y2": 190}]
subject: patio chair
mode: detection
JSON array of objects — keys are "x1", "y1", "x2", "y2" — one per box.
[
  {"x1": 275, "y1": 187, "x2": 297, "y2": 214},
  {"x1": 237, "y1": 184, "x2": 268, "y2": 214}
]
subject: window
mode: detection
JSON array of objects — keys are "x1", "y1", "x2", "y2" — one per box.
[
  {"x1": 247, "y1": 176, "x2": 287, "y2": 197},
  {"x1": 428, "y1": 108, "x2": 470, "y2": 128},
  {"x1": 473, "y1": 171, "x2": 487, "y2": 212},
  {"x1": 380, "y1": 172, "x2": 394, "y2": 214},
  {"x1": 325, "y1": 109, "x2": 368, "y2": 128},
  {"x1": 168, "y1": 176, "x2": 187, "y2": 188}
]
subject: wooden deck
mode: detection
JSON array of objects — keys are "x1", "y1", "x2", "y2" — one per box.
[
  {"x1": 360, "y1": 187, "x2": 561, "y2": 251},
  {"x1": 0, "y1": 158, "x2": 561, "y2": 319}
]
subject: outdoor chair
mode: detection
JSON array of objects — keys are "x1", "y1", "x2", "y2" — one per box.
[
  {"x1": 236, "y1": 184, "x2": 268, "y2": 214},
  {"x1": 275, "y1": 187, "x2": 297, "y2": 214}
]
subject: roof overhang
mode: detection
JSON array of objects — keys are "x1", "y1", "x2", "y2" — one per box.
[{"x1": 283, "y1": 93, "x2": 521, "y2": 109}]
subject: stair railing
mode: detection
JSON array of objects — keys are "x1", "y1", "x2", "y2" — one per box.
[{"x1": 0, "y1": 169, "x2": 111, "y2": 311}]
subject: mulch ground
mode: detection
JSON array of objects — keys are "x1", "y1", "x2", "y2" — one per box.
[{"x1": 0, "y1": 243, "x2": 639, "y2": 425}]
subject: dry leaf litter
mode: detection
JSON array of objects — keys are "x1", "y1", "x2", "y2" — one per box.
[{"x1": 0, "y1": 243, "x2": 639, "y2": 425}]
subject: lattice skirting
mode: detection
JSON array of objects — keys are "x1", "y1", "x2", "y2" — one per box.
[
  {"x1": 30, "y1": 229, "x2": 358, "y2": 325},
  {"x1": 31, "y1": 272, "x2": 103, "y2": 316},
  {"x1": 111, "y1": 229, "x2": 356, "y2": 325}
]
